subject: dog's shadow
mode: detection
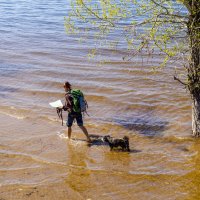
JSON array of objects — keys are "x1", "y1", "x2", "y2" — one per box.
[
  {"x1": 87, "y1": 134, "x2": 141, "y2": 153},
  {"x1": 110, "y1": 149, "x2": 142, "y2": 153}
]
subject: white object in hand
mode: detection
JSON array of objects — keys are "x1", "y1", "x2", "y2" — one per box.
[{"x1": 49, "y1": 100, "x2": 63, "y2": 108}]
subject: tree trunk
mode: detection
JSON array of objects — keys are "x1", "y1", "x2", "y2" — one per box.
[
  {"x1": 190, "y1": 44, "x2": 200, "y2": 136},
  {"x1": 187, "y1": 1, "x2": 200, "y2": 136},
  {"x1": 192, "y1": 96, "x2": 200, "y2": 136}
]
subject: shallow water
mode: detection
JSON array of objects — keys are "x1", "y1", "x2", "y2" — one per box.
[{"x1": 0, "y1": 1, "x2": 200, "y2": 200}]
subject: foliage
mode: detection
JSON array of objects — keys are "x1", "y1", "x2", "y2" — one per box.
[
  {"x1": 66, "y1": 1, "x2": 188, "y2": 60},
  {"x1": 65, "y1": 0, "x2": 200, "y2": 93}
]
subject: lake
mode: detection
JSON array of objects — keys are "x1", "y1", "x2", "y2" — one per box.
[{"x1": 0, "y1": 1, "x2": 199, "y2": 200}]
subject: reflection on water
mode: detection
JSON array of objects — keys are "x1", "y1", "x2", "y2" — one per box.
[{"x1": 0, "y1": 0, "x2": 197, "y2": 200}]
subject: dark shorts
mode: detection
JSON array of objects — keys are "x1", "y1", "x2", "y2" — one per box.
[{"x1": 67, "y1": 112, "x2": 83, "y2": 127}]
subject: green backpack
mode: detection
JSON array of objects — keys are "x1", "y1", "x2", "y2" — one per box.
[{"x1": 71, "y1": 89, "x2": 88, "y2": 113}]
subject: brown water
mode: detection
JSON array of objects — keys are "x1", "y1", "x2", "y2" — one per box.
[{"x1": 1, "y1": 1, "x2": 200, "y2": 200}]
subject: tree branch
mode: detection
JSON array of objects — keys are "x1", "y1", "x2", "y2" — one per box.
[
  {"x1": 150, "y1": 0, "x2": 170, "y2": 14},
  {"x1": 174, "y1": 75, "x2": 187, "y2": 85},
  {"x1": 80, "y1": 0, "x2": 115, "y2": 27}
]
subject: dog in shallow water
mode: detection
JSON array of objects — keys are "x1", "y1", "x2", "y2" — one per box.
[{"x1": 103, "y1": 135, "x2": 130, "y2": 152}]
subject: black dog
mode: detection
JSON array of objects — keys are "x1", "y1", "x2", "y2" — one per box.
[{"x1": 103, "y1": 135, "x2": 130, "y2": 152}]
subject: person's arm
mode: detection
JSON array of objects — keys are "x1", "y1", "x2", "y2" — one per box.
[{"x1": 63, "y1": 93, "x2": 72, "y2": 111}]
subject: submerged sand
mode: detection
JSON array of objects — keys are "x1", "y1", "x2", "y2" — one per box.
[{"x1": 1, "y1": 113, "x2": 200, "y2": 200}]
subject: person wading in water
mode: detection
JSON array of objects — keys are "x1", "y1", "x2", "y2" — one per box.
[{"x1": 62, "y1": 81, "x2": 91, "y2": 143}]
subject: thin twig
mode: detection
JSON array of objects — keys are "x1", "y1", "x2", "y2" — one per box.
[{"x1": 174, "y1": 75, "x2": 187, "y2": 85}]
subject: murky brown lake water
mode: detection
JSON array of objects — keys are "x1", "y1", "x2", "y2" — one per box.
[{"x1": 1, "y1": 1, "x2": 200, "y2": 200}]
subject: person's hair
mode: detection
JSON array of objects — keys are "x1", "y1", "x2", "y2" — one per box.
[{"x1": 64, "y1": 81, "x2": 71, "y2": 89}]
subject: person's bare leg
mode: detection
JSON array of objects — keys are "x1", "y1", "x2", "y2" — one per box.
[
  {"x1": 68, "y1": 127, "x2": 72, "y2": 139},
  {"x1": 79, "y1": 126, "x2": 91, "y2": 142}
]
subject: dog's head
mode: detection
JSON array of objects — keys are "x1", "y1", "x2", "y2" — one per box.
[
  {"x1": 103, "y1": 135, "x2": 112, "y2": 143},
  {"x1": 123, "y1": 136, "x2": 129, "y2": 141}
]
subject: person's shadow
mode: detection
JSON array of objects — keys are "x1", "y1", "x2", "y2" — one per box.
[{"x1": 87, "y1": 134, "x2": 105, "y2": 146}]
